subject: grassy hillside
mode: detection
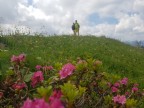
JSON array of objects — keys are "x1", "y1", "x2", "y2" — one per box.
[{"x1": 0, "y1": 35, "x2": 144, "y2": 86}]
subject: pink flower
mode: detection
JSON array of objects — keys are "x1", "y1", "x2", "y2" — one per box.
[
  {"x1": 18, "y1": 54, "x2": 26, "y2": 62},
  {"x1": 50, "y1": 99, "x2": 64, "y2": 108},
  {"x1": 134, "y1": 83, "x2": 139, "y2": 87},
  {"x1": 12, "y1": 82, "x2": 26, "y2": 90},
  {"x1": 111, "y1": 86, "x2": 118, "y2": 93},
  {"x1": 11, "y1": 54, "x2": 26, "y2": 63},
  {"x1": 11, "y1": 55, "x2": 19, "y2": 62},
  {"x1": 31, "y1": 71, "x2": 44, "y2": 87},
  {"x1": 0, "y1": 92, "x2": 3, "y2": 99},
  {"x1": 21, "y1": 98, "x2": 64, "y2": 108},
  {"x1": 113, "y1": 95, "x2": 126, "y2": 105},
  {"x1": 36, "y1": 65, "x2": 42, "y2": 70},
  {"x1": 49, "y1": 90, "x2": 63, "y2": 102},
  {"x1": 21, "y1": 98, "x2": 33, "y2": 108},
  {"x1": 125, "y1": 92, "x2": 130, "y2": 96},
  {"x1": 114, "y1": 82, "x2": 120, "y2": 88},
  {"x1": 59, "y1": 63, "x2": 75, "y2": 79},
  {"x1": 120, "y1": 78, "x2": 128, "y2": 85},
  {"x1": 21, "y1": 98, "x2": 50, "y2": 108},
  {"x1": 43, "y1": 66, "x2": 53, "y2": 71},
  {"x1": 132, "y1": 87, "x2": 138, "y2": 92}
]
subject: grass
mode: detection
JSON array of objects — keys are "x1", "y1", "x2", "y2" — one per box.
[{"x1": 0, "y1": 35, "x2": 144, "y2": 87}]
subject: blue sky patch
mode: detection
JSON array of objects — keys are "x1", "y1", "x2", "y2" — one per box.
[
  {"x1": 88, "y1": 13, "x2": 118, "y2": 25},
  {"x1": 27, "y1": 0, "x2": 33, "y2": 5}
]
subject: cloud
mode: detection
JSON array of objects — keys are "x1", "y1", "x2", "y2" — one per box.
[{"x1": 0, "y1": 0, "x2": 144, "y2": 41}]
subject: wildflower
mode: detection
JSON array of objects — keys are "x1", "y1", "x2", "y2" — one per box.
[
  {"x1": 50, "y1": 99, "x2": 64, "y2": 108},
  {"x1": 43, "y1": 66, "x2": 53, "y2": 71},
  {"x1": 113, "y1": 95, "x2": 126, "y2": 105},
  {"x1": 134, "y1": 83, "x2": 139, "y2": 87},
  {"x1": 125, "y1": 92, "x2": 130, "y2": 96},
  {"x1": 49, "y1": 90, "x2": 63, "y2": 102},
  {"x1": 31, "y1": 71, "x2": 44, "y2": 87},
  {"x1": 120, "y1": 77, "x2": 128, "y2": 85},
  {"x1": 12, "y1": 82, "x2": 26, "y2": 90},
  {"x1": 0, "y1": 92, "x2": 3, "y2": 99},
  {"x1": 111, "y1": 86, "x2": 118, "y2": 93},
  {"x1": 35, "y1": 65, "x2": 42, "y2": 70},
  {"x1": 21, "y1": 98, "x2": 50, "y2": 108},
  {"x1": 11, "y1": 54, "x2": 26, "y2": 63},
  {"x1": 11, "y1": 55, "x2": 19, "y2": 62},
  {"x1": 18, "y1": 54, "x2": 26, "y2": 62},
  {"x1": 132, "y1": 87, "x2": 138, "y2": 92},
  {"x1": 59, "y1": 63, "x2": 75, "y2": 79},
  {"x1": 114, "y1": 82, "x2": 120, "y2": 88}
]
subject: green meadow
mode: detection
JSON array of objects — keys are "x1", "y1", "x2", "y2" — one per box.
[{"x1": 0, "y1": 35, "x2": 144, "y2": 87}]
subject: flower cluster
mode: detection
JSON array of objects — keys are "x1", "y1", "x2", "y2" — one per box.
[
  {"x1": 21, "y1": 98, "x2": 50, "y2": 108},
  {"x1": 49, "y1": 90, "x2": 63, "y2": 102},
  {"x1": 35, "y1": 65, "x2": 53, "y2": 71},
  {"x1": 113, "y1": 95, "x2": 126, "y2": 105},
  {"x1": 12, "y1": 82, "x2": 26, "y2": 90},
  {"x1": 59, "y1": 63, "x2": 75, "y2": 79},
  {"x1": 120, "y1": 77, "x2": 128, "y2": 85},
  {"x1": 21, "y1": 98, "x2": 64, "y2": 108},
  {"x1": 11, "y1": 54, "x2": 26, "y2": 63},
  {"x1": 31, "y1": 71, "x2": 44, "y2": 87}
]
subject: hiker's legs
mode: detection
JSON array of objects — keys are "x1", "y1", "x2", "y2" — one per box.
[
  {"x1": 73, "y1": 30, "x2": 75, "y2": 35},
  {"x1": 74, "y1": 30, "x2": 76, "y2": 35},
  {"x1": 78, "y1": 30, "x2": 79, "y2": 36}
]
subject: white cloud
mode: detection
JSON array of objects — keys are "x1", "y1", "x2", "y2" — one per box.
[{"x1": 0, "y1": 0, "x2": 144, "y2": 41}]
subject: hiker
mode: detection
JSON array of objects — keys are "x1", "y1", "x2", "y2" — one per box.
[
  {"x1": 72, "y1": 23, "x2": 75, "y2": 35},
  {"x1": 74, "y1": 20, "x2": 80, "y2": 36}
]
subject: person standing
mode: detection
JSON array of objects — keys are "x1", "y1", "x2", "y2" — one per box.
[{"x1": 74, "y1": 20, "x2": 80, "y2": 36}]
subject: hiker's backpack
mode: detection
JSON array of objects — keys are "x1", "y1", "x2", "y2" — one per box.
[{"x1": 72, "y1": 24, "x2": 75, "y2": 30}]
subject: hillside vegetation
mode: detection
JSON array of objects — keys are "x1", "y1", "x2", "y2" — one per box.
[{"x1": 0, "y1": 35, "x2": 144, "y2": 86}]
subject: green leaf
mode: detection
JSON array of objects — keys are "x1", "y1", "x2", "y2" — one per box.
[
  {"x1": 126, "y1": 99, "x2": 137, "y2": 108},
  {"x1": 6, "y1": 70, "x2": 14, "y2": 76},
  {"x1": 37, "y1": 86, "x2": 52, "y2": 98},
  {"x1": 61, "y1": 81, "x2": 85, "y2": 103},
  {"x1": 24, "y1": 73, "x2": 33, "y2": 82}
]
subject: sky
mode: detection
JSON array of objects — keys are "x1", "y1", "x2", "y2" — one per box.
[{"x1": 0, "y1": 0, "x2": 144, "y2": 41}]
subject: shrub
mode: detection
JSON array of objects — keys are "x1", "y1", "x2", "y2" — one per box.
[{"x1": 0, "y1": 54, "x2": 144, "y2": 108}]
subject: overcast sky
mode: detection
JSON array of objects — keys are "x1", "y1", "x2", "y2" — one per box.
[{"x1": 0, "y1": 0, "x2": 144, "y2": 41}]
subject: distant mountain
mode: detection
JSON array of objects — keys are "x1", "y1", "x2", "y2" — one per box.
[{"x1": 124, "y1": 40, "x2": 144, "y2": 47}]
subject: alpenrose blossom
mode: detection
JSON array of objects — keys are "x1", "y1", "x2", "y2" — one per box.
[
  {"x1": 49, "y1": 90, "x2": 63, "y2": 102},
  {"x1": 49, "y1": 99, "x2": 64, "y2": 108},
  {"x1": 12, "y1": 82, "x2": 26, "y2": 90},
  {"x1": 43, "y1": 66, "x2": 53, "y2": 71},
  {"x1": 21, "y1": 98, "x2": 64, "y2": 108},
  {"x1": 18, "y1": 54, "x2": 26, "y2": 62},
  {"x1": 125, "y1": 92, "x2": 130, "y2": 97},
  {"x1": 31, "y1": 71, "x2": 44, "y2": 87},
  {"x1": 111, "y1": 86, "x2": 118, "y2": 93},
  {"x1": 113, "y1": 95, "x2": 126, "y2": 105},
  {"x1": 114, "y1": 82, "x2": 120, "y2": 88},
  {"x1": 120, "y1": 78, "x2": 128, "y2": 85},
  {"x1": 35, "y1": 65, "x2": 42, "y2": 70},
  {"x1": 11, "y1": 54, "x2": 26, "y2": 63},
  {"x1": 59, "y1": 63, "x2": 75, "y2": 79},
  {"x1": 0, "y1": 92, "x2": 3, "y2": 99},
  {"x1": 21, "y1": 98, "x2": 50, "y2": 108},
  {"x1": 132, "y1": 87, "x2": 138, "y2": 92}
]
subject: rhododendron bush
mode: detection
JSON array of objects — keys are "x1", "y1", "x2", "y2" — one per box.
[{"x1": 0, "y1": 54, "x2": 144, "y2": 108}]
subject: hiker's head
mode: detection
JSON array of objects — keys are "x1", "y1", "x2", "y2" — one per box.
[{"x1": 75, "y1": 20, "x2": 77, "y2": 23}]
